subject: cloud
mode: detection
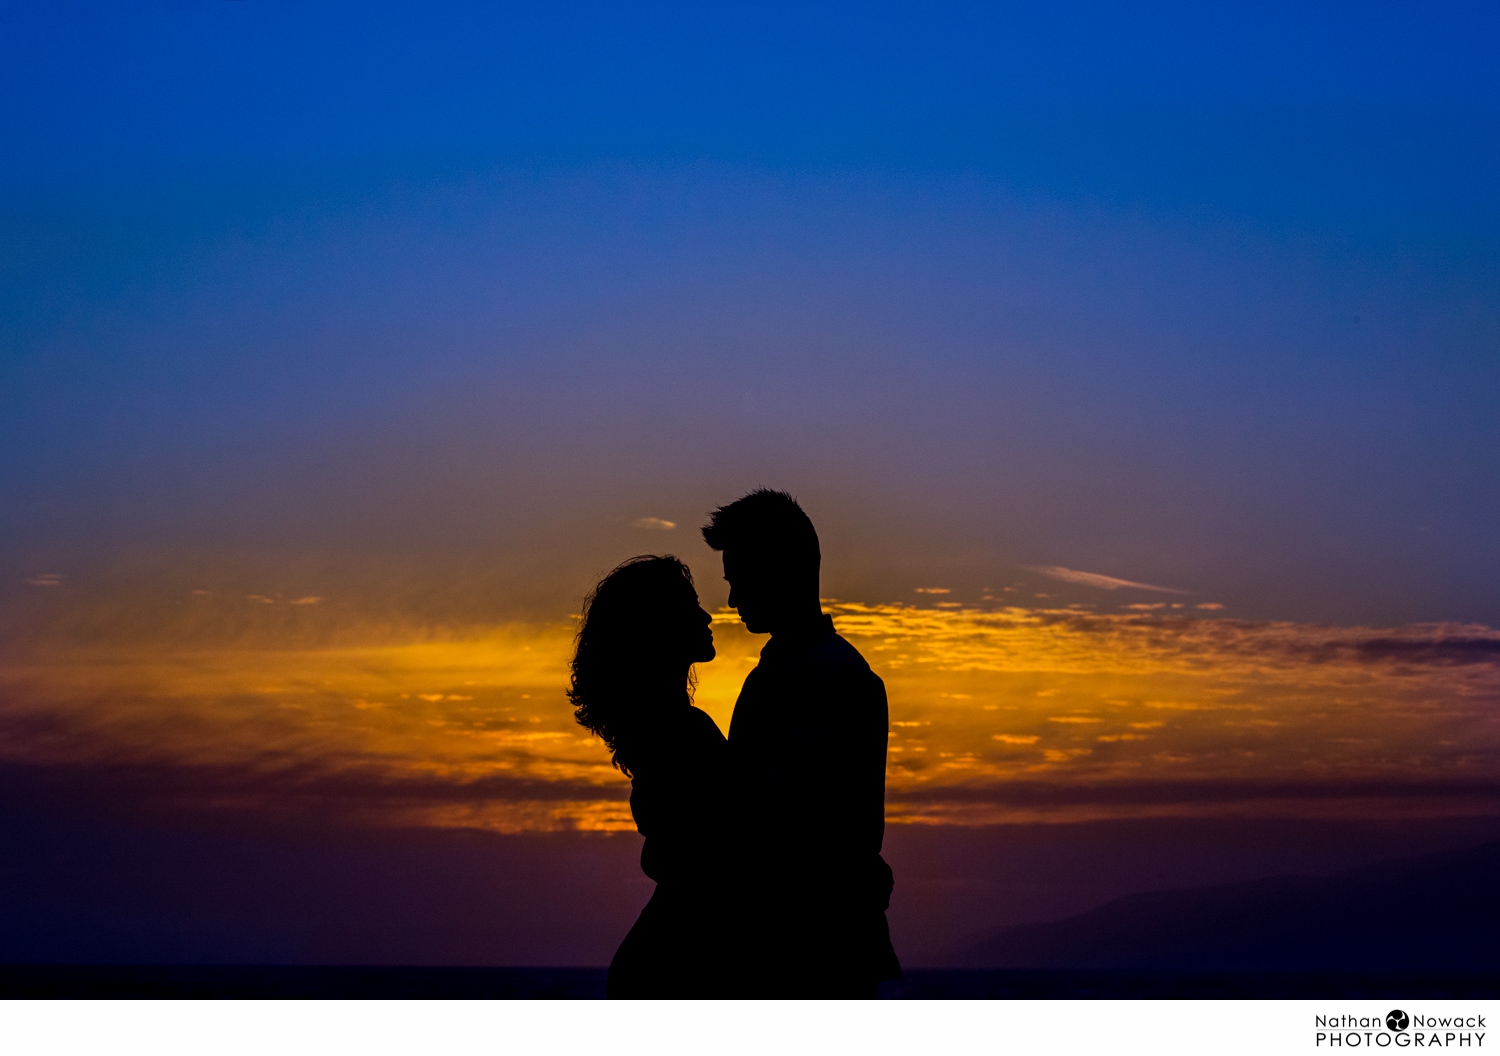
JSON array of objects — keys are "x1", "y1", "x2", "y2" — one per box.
[
  {"x1": 889, "y1": 777, "x2": 1500, "y2": 809},
  {"x1": 1276, "y1": 634, "x2": 1500, "y2": 667},
  {"x1": 0, "y1": 620, "x2": 619, "y2": 830},
  {"x1": 0, "y1": 756, "x2": 627, "y2": 826},
  {"x1": 1024, "y1": 565, "x2": 1189, "y2": 594},
  {"x1": 1349, "y1": 637, "x2": 1500, "y2": 665},
  {"x1": 23, "y1": 573, "x2": 62, "y2": 587},
  {"x1": 288, "y1": 596, "x2": 324, "y2": 606},
  {"x1": 5, "y1": 596, "x2": 1498, "y2": 836},
  {"x1": 914, "y1": 587, "x2": 951, "y2": 594},
  {"x1": 833, "y1": 599, "x2": 1500, "y2": 822},
  {"x1": 630, "y1": 517, "x2": 676, "y2": 530},
  {"x1": 246, "y1": 595, "x2": 276, "y2": 604}
]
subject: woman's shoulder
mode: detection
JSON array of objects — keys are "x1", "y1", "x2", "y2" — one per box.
[
  {"x1": 683, "y1": 705, "x2": 728, "y2": 746},
  {"x1": 631, "y1": 706, "x2": 725, "y2": 779}
]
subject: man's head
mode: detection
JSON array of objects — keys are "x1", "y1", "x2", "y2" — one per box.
[{"x1": 701, "y1": 488, "x2": 821, "y2": 634}]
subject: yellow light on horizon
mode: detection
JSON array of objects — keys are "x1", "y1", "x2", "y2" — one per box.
[{"x1": 2, "y1": 600, "x2": 1497, "y2": 833}]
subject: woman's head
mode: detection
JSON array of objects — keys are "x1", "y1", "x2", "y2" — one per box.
[{"x1": 568, "y1": 555, "x2": 714, "y2": 774}]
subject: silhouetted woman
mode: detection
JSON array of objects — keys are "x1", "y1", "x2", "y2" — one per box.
[{"x1": 569, "y1": 555, "x2": 731, "y2": 997}]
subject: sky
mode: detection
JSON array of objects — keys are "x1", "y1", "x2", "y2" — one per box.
[{"x1": 2, "y1": 1, "x2": 1499, "y2": 968}]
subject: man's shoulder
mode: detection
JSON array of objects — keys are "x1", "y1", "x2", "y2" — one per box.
[
  {"x1": 808, "y1": 632, "x2": 884, "y2": 686},
  {"x1": 812, "y1": 631, "x2": 868, "y2": 665}
]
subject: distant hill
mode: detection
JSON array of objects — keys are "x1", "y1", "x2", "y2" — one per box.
[{"x1": 956, "y1": 839, "x2": 1500, "y2": 971}]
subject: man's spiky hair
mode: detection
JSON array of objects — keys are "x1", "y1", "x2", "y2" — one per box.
[{"x1": 701, "y1": 488, "x2": 820, "y2": 572}]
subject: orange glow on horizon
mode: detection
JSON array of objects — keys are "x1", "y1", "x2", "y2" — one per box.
[{"x1": 2, "y1": 599, "x2": 1497, "y2": 833}]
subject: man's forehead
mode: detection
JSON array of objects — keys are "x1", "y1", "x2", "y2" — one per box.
[{"x1": 721, "y1": 547, "x2": 777, "y2": 576}]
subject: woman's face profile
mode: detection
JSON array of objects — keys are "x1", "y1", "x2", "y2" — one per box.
[
  {"x1": 650, "y1": 579, "x2": 714, "y2": 668},
  {"x1": 679, "y1": 587, "x2": 716, "y2": 666}
]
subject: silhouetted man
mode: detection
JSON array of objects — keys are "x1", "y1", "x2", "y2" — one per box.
[{"x1": 702, "y1": 488, "x2": 900, "y2": 998}]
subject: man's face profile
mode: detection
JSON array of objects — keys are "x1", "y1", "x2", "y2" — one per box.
[{"x1": 722, "y1": 548, "x2": 776, "y2": 634}]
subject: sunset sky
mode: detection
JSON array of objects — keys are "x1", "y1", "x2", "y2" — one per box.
[{"x1": 2, "y1": 2, "x2": 1499, "y2": 968}]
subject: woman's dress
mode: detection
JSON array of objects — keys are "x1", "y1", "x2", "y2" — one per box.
[{"x1": 606, "y1": 704, "x2": 733, "y2": 998}]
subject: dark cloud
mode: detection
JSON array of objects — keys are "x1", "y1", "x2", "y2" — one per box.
[
  {"x1": 0, "y1": 758, "x2": 625, "y2": 829},
  {"x1": 891, "y1": 779, "x2": 1500, "y2": 809},
  {"x1": 1350, "y1": 637, "x2": 1500, "y2": 665},
  {"x1": 1272, "y1": 634, "x2": 1500, "y2": 667}
]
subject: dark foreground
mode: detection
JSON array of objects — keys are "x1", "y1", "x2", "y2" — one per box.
[{"x1": 1, "y1": 966, "x2": 1496, "y2": 999}]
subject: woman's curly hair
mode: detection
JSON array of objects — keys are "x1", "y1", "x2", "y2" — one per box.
[{"x1": 568, "y1": 555, "x2": 699, "y2": 777}]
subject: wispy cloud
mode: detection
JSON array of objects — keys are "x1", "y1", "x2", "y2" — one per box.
[
  {"x1": 630, "y1": 517, "x2": 676, "y2": 530},
  {"x1": 23, "y1": 573, "x2": 63, "y2": 587},
  {"x1": 1024, "y1": 565, "x2": 1189, "y2": 594}
]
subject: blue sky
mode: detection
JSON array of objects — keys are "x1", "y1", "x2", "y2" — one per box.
[{"x1": 3, "y1": 1, "x2": 1499, "y2": 625}]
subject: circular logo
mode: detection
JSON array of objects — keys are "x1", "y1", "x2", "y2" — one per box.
[{"x1": 1387, "y1": 1011, "x2": 1410, "y2": 1031}]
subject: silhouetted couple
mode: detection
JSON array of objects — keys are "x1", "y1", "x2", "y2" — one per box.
[{"x1": 568, "y1": 489, "x2": 901, "y2": 998}]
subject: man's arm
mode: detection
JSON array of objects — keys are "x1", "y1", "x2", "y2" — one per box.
[{"x1": 794, "y1": 653, "x2": 889, "y2": 861}]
